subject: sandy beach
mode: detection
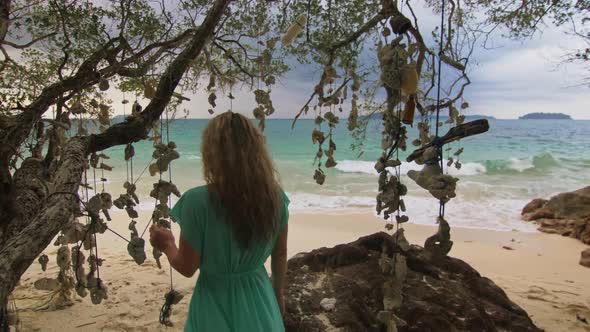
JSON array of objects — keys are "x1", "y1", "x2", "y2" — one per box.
[{"x1": 11, "y1": 211, "x2": 590, "y2": 332}]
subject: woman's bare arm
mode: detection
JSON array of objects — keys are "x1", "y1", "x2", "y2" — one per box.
[
  {"x1": 271, "y1": 225, "x2": 288, "y2": 314},
  {"x1": 150, "y1": 225, "x2": 200, "y2": 278}
]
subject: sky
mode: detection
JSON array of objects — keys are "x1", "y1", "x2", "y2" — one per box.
[
  {"x1": 7, "y1": 1, "x2": 589, "y2": 120},
  {"x1": 146, "y1": 2, "x2": 589, "y2": 120}
]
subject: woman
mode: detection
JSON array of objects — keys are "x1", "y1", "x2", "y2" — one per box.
[{"x1": 150, "y1": 111, "x2": 289, "y2": 331}]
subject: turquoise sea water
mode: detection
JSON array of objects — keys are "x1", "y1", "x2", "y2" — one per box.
[{"x1": 90, "y1": 118, "x2": 590, "y2": 232}]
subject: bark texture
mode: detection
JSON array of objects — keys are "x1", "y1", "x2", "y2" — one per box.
[{"x1": 0, "y1": 0, "x2": 232, "y2": 304}]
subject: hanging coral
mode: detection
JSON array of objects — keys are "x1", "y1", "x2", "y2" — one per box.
[{"x1": 282, "y1": 14, "x2": 307, "y2": 46}]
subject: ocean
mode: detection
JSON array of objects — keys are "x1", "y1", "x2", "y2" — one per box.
[{"x1": 87, "y1": 118, "x2": 590, "y2": 233}]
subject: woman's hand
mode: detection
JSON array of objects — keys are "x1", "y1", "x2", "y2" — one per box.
[{"x1": 149, "y1": 224, "x2": 176, "y2": 252}]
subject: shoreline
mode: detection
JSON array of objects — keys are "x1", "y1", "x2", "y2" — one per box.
[{"x1": 12, "y1": 211, "x2": 590, "y2": 332}]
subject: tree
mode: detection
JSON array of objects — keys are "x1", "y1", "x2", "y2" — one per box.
[{"x1": 0, "y1": 0, "x2": 581, "y2": 327}]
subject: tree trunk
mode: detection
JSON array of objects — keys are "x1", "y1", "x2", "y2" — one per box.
[{"x1": 0, "y1": 0, "x2": 232, "y2": 305}]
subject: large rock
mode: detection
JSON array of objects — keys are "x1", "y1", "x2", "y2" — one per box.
[
  {"x1": 581, "y1": 249, "x2": 590, "y2": 268},
  {"x1": 284, "y1": 232, "x2": 541, "y2": 332},
  {"x1": 521, "y1": 187, "x2": 590, "y2": 268}
]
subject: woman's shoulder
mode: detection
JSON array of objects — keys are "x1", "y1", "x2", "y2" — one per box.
[{"x1": 181, "y1": 185, "x2": 210, "y2": 201}]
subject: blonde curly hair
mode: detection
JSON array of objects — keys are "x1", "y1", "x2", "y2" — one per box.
[{"x1": 201, "y1": 111, "x2": 282, "y2": 248}]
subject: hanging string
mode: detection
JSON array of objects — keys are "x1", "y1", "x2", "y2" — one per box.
[{"x1": 434, "y1": 0, "x2": 446, "y2": 219}]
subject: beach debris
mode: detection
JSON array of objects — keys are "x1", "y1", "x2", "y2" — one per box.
[
  {"x1": 320, "y1": 298, "x2": 337, "y2": 311},
  {"x1": 38, "y1": 254, "x2": 49, "y2": 272},
  {"x1": 282, "y1": 14, "x2": 307, "y2": 46},
  {"x1": 502, "y1": 246, "x2": 514, "y2": 251},
  {"x1": 87, "y1": 193, "x2": 113, "y2": 221},
  {"x1": 160, "y1": 289, "x2": 184, "y2": 326},
  {"x1": 149, "y1": 142, "x2": 180, "y2": 176},
  {"x1": 424, "y1": 217, "x2": 453, "y2": 256},
  {"x1": 577, "y1": 314, "x2": 588, "y2": 325}
]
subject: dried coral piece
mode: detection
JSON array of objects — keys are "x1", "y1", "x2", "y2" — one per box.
[
  {"x1": 56, "y1": 246, "x2": 71, "y2": 270},
  {"x1": 63, "y1": 221, "x2": 85, "y2": 244},
  {"x1": 424, "y1": 216, "x2": 454, "y2": 256},
  {"x1": 149, "y1": 142, "x2": 180, "y2": 176},
  {"x1": 313, "y1": 168, "x2": 326, "y2": 185},
  {"x1": 87, "y1": 193, "x2": 113, "y2": 221},
  {"x1": 88, "y1": 277, "x2": 108, "y2": 305},
  {"x1": 150, "y1": 180, "x2": 181, "y2": 207},
  {"x1": 38, "y1": 254, "x2": 49, "y2": 272},
  {"x1": 98, "y1": 104, "x2": 110, "y2": 126},
  {"x1": 282, "y1": 14, "x2": 307, "y2": 46},
  {"x1": 407, "y1": 164, "x2": 458, "y2": 203},
  {"x1": 127, "y1": 236, "x2": 147, "y2": 265}
]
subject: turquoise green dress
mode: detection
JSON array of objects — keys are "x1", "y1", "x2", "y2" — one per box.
[{"x1": 169, "y1": 185, "x2": 289, "y2": 332}]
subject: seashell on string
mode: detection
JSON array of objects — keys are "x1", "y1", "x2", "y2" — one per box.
[
  {"x1": 447, "y1": 158, "x2": 454, "y2": 167},
  {"x1": 455, "y1": 161, "x2": 462, "y2": 169},
  {"x1": 461, "y1": 102, "x2": 469, "y2": 109},
  {"x1": 56, "y1": 246, "x2": 71, "y2": 270},
  {"x1": 253, "y1": 106, "x2": 265, "y2": 120},
  {"x1": 390, "y1": 15, "x2": 412, "y2": 35},
  {"x1": 454, "y1": 148, "x2": 464, "y2": 156},
  {"x1": 70, "y1": 100, "x2": 86, "y2": 115},
  {"x1": 150, "y1": 180, "x2": 181, "y2": 206},
  {"x1": 124, "y1": 144, "x2": 135, "y2": 161},
  {"x1": 254, "y1": 89, "x2": 271, "y2": 106},
  {"x1": 88, "y1": 277, "x2": 108, "y2": 305},
  {"x1": 208, "y1": 92, "x2": 217, "y2": 108},
  {"x1": 208, "y1": 109, "x2": 214, "y2": 115},
  {"x1": 98, "y1": 79, "x2": 110, "y2": 91},
  {"x1": 325, "y1": 156, "x2": 337, "y2": 168},
  {"x1": 323, "y1": 112, "x2": 339, "y2": 126},
  {"x1": 207, "y1": 75, "x2": 216, "y2": 91},
  {"x1": 311, "y1": 129, "x2": 325, "y2": 145},
  {"x1": 282, "y1": 14, "x2": 307, "y2": 46},
  {"x1": 149, "y1": 142, "x2": 180, "y2": 176},
  {"x1": 87, "y1": 193, "x2": 113, "y2": 221},
  {"x1": 132, "y1": 101, "x2": 142, "y2": 115},
  {"x1": 127, "y1": 235, "x2": 146, "y2": 265},
  {"x1": 38, "y1": 254, "x2": 49, "y2": 272},
  {"x1": 313, "y1": 168, "x2": 326, "y2": 185},
  {"x1": 98, "y1": 104, "x2": 110, "y2": 126}
]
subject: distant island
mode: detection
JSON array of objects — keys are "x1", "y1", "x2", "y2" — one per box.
[{"x1": 519, "y1": 112, "x2": 572, "y2": 120}]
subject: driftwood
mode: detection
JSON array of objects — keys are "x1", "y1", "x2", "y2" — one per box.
[{"x1": 406, "y1": 119, "x2": 489, "y2": 162}]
